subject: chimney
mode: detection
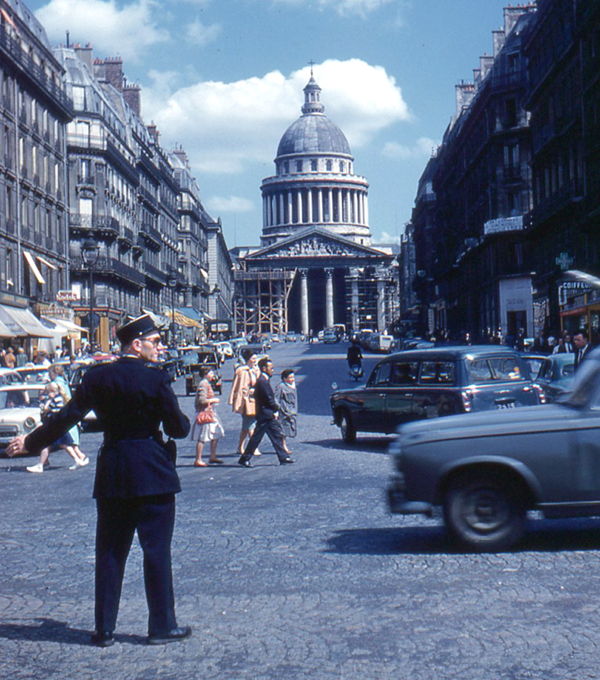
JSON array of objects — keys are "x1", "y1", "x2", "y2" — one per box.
[
  {"x1": 455, "y1": 81, "x2": 475, "y2": 116},
  {"x1": 492, "y1": 29, "x2": 505, "y2": 57},
  {"x1": 147, "y1": 123, "x2": 160, "y2": 144},
  {"x1": 74, "y1": 43, "x2": 93, "y2": 68},
  {"x1": 96, "y1": 57, "x2": 124, "y2": 91},
  {"x1": 479, "y1": 54, "x2": 494, "y2": 80},
  {"x1": 123, "y1": 83, "x2": 141, "y2": 117},
  {"x1": 504, "y1": 5, "x2": 536, "y2": 36}
]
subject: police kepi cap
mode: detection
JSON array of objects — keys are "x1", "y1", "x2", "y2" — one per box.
[{"x1": 116, "y1": 314, "x2": 161, "y2": 345}]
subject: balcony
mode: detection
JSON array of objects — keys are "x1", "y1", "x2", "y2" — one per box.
[
  {"x1": 528, "y1": 180, "x2": 584, "y2": 228},
  {"x1": 118, "y1": 226, "x2": 135, "y2": 246},
  {"x1": 139, "y1": 223, "x2": 162, "y2": 250},
  {"x1": 71, "y1": 256, "x2": 146, "y2": 288},
  {"x1": 77, "y1": 174, "x2": 96, "y2": 188},
  {"x1": 138, "y1": 184, "x2": 158, "y2": 209},
  {"x1": 144, "y1": 261, "x2": 167, "y2": 285},
  {"x1": 69, "y1": 214, "x2": 119, "y2": 237}
]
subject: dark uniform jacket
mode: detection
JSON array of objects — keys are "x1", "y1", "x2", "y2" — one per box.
[
  {"x1": 25, "y1": 356, "x2": 190, "y2": 498},
  {"x1": 253, "y1": 374, "x2": 280, "y2": 421}
]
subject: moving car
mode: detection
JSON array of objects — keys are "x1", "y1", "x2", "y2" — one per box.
[
  {"x1": 387, "y1": 347, "x2": 600, "y2": 551},
  {"x1": 0, "y1": 384, "x2": 46, "y2": 453},
  {"x1": 522, "y1": 352, "x2": 575, "y2": 402},
  {"x1": 331, "y1": 346, "x2": 545, "y2": 443},
  {"x1": 185, "y1": 347, "x2": 223, "y2": 396},
  {"x1": 322, "y1": 329, "x2": 338, "y2": 343}
]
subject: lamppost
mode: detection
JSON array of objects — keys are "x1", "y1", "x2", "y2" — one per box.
[
  {"x1": 167, "y1": 268, "x2": 178, "y2": 348},
  {"x1": 81, "y1": 238, "x2": 99, "y2": 351}
]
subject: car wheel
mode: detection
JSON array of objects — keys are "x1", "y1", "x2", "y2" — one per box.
[
  {"x1": 339, "y1": 412, "x2": 356, "y2": 444},
  {"x1": 443, "y1": 473, "x2": 525, "y2": 551}
]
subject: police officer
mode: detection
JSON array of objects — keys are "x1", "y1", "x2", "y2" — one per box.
[{"x1": 7, "y1": 314, "x2": 191, "y2": 647}]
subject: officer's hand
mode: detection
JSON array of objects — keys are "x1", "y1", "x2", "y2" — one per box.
[{"x1": 6, "y1": 435, "x2": 27, "y2": 457}]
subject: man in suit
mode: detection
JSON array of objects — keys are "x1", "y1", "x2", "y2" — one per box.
[
  {"x1": 238, "y1": 357, "x2": 294, "y2": 468},
  {"x1": 6, "y1": 314, "x2": 191, "y2": 647},
  {"x1": 573, "y1": 330, "x2": 592, "y2": 370}
]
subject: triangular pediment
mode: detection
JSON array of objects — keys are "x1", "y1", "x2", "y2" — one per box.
[{"x1": 244, "y1": 227, "x2": 388, "y2": 260}]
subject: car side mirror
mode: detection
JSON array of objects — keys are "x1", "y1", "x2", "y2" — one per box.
[{"x1": 331, "y1": 382, "x2": 338, "y2": 391}]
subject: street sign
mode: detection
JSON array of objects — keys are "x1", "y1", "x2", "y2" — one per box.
[{"x1": 56, "y1": 290, "x2": 79, "y2": 302}]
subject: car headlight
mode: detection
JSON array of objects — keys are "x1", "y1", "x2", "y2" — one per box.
[{"x1": 24, "y1": 416, "x2": 37, "y2": 432}]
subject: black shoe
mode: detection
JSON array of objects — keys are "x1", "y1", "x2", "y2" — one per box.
[
  {"x1": 147, "y1": 626, "x2": 192, "y2": 645},
  {"x1": 91, "y1": 631, "x2": 114, "y2": 647},
  {"x1": 279, "y1": 456, "x2": 295, "y2": 465},
  {"x1": 238, "y1": 456, "x2": 253, "y2": 468}
]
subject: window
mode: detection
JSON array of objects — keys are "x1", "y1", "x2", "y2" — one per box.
[
  {"x1": 466, "y1": 359, "x2": 494, "y2": 384},
  {"x1": 370, "y1": 362, "x2": 392, "y2": 386},
  {"x1": 490, "y1": 357, "x2": 524, "y2": 382},
  {"x1": 340, "y1": 161, "x2": 345, "y2": 172},
  {"x1": 390, "y1": 361, "x2": 419, "y2": 385},
  {"x1": 326, "y1": 160, "x2": 332, "y2": 171},
  {"x1": 420, "y1": 361, "x2": 455, "y2": 385},
  {"x1": 72, "y1": 86, "x2": 85, "y2": 110},
  {"x1": 311, "y1": 159, "x2": 317, "y2": 171},
  {"x1": 295, "y1": 160, "x2": 302, "y2": 172}
]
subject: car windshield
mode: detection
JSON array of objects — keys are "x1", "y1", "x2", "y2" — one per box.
[{"x1": 0, "y1": 388, "x2": 42, "y2": 409}]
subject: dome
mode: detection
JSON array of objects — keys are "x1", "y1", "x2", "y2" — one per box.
[
  {"x1": 277, "y1": 115, "x2": 351, "y2": 157},
  {"x1": 276, "y1": 75, "x2": 351, "y2": 157}
]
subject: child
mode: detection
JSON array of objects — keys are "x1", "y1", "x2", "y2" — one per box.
[{"x1": 274, "y1": 369, "x2": 297, "y2": 455}]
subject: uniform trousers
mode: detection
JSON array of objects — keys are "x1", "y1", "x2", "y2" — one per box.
[
  {"x1": 95, "y1": 493, "x2": 177, "y2": 635},
  {"x1": 243, "y1": 417, "x2": 288, "y2": 461}
]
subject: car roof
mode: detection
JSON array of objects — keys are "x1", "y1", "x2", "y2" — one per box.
[
  {"x1": 386, "y1": 345, "x2": 522, "y2": 361},
  {"x1": 0, "y1": 383, "x2": 46, "y2": 391}
]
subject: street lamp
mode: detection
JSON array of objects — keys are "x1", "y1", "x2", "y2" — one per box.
[
  {"x1": 81, "y1": 238, "x2": 99, "y2": 351},
  {"x1": 167, "y1": 268, "x2": 178, "y2": 348}
]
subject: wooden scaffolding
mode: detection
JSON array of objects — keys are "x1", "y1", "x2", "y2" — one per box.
[{"x1": 233, "y1": 269, "x2": 296, "y2": 336}]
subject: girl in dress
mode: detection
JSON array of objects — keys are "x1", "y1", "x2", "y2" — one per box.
[{"x1": 191, "y1": 367, "x2": 225, "y2": 467}]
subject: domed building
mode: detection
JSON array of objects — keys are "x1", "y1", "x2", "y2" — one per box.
[
  {"x1": 234, "y1": 73, "x2": 398, "y2": 337},
  {"x1": 260, "y1": 76, "x2": 371, "y2": 247}
]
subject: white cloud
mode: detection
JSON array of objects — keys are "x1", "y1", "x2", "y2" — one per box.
[
  {"x1": 206, "y1": 196, "x2": 254, "y2": 213},
  {"x1": 35, "y1": 0, "x2": 169, "y2": 61},
  {"x1": 382, "y1": 136, "x2": 438, "y2": 160},
  {"x1": 271, "y1": 0, "x2": 393, "y2": 17},
  {"x1": 143, "y1": 59, "x2": 410, "y2": 176},
  {"x1": 185, "y1": 19, "x2": 221, "y2": 45},
  {"x1": 372, "y1": 230, "x2": 402, "y2": 244}
]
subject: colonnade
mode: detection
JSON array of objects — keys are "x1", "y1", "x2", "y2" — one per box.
[{"x1": 263, "y1": 186, "x2": 369, "y2": 228}]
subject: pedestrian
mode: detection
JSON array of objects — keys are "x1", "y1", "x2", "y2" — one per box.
[
  {"x1": 553, "y1": 332, "x2": 573, "y2": 354},
  {"x1": 26, "y1": 381, "x2": 87, "y2": 473},
  {"x1": 50, "y1": 363, "x2": 88, "y2": 465},
  {"x1": 573, "y1": 330, "x2": 593, "y2": 370},
  {"x1": 191, "y1": 367, "x2": 224, "y2": 467},
  {"x1": 274, "y1": 368, "x2": 297, "y2": 456},
  {"x1": 4, "y1": 346, "x2": 16, "y2": 369},
  {"x1": 238, "y1": 358, "x2": 295, "y2": 467},
  {"x1": 16, "y1": 347, "x2": 28, "y2": 367},
  {"x1": 7, "y1": 314, "x2": 191, "y2": 647},
  {"x1": 228, "y1": 349, "x2": 261, "y2": 456}
]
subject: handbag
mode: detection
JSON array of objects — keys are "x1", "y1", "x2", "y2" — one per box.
[
  {"x1": 243, "y1": 395, "x2": 256, "y2": 417},
  {"x1": 196, "y1": 406, "x2": 216, "y2": 425}
]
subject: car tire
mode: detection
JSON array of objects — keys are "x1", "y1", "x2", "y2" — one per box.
[
  {"x1": 339, "y1": 412, "x2": 356, "y2": 444},
  {"x1": 443, "y1": 472, "x2": 525, "y2": 551}
]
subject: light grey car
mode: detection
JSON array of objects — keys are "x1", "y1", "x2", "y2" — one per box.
[{"x1": 387, "y1": 348, "x2": 600, "y2": 551}]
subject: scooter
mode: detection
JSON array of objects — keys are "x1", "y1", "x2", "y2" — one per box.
[{"x1": 349, "y1": 362, "x2": 363, "y2": 381}]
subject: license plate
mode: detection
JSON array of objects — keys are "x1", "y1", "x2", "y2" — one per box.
[{"x1": 496, "y1": 402, "x2": 516, "y2": 409}]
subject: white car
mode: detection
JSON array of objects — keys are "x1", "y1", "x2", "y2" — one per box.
[
  {"x1": 0, "y1": 368, "x2": 22, "y2": 385},
  {"x1": 0, "y1": 384, "x2": 46, "y2": 452}
]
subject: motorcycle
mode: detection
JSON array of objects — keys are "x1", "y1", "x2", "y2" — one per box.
[{"x1": 349, "y1": 362, "x2": 363, "y2": 381}]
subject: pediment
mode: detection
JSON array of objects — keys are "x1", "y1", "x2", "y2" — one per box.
[{"x1": 244, "y1": 227, "x2": 387, "y2": 260}]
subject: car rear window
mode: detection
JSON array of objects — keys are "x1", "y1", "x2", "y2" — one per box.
[
  {"x1": 419, "y1": 361, "x2": 456, "y2": 385},
  {"x1": 466, "y1": 356, "x2": 526, "y2": 383},
  {"x1": 389, "y1": 361, "x2": 419, "y2": 385}
]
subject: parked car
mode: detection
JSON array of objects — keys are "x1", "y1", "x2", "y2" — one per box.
[
  {"x1": 0, "y1": 368, "x2": 22, "y2": 385},
  {"x1": 387, "y1": 346, "x2": 600, "y2": 551},
  {"x1": 522, "y1": 352, "x2": 575, "y2": 402},
  {"x1": 0, "y1": 384, "x2": 46, "y2": 453},
  {"x1": 69, "y1": 354, "x2": 118, "y2": 431},
  {"x1": 322, "y1": 329, "x2": 338, "y2": 343},
  {"x1": 14, "y1": 365, "x2": 50, "y2": 384},
  {"x1": 185, "y1": 347, "x2": 223, "y2": 396},
  {"x1": 330, "y1": 345, "x2": 545, "y2": 443}
]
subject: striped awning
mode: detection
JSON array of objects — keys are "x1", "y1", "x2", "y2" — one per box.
[{"x1": 167, "y1": 309, "x2": 202, "y2": 328}]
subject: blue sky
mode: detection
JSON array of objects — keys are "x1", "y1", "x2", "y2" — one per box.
[{"x1": 29, "y1": 0, "x2": 516, "y2": 248}]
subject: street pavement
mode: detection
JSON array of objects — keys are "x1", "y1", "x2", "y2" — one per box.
[{"x1": 2, "y1": 341, "x2": 600, "y2": 679}]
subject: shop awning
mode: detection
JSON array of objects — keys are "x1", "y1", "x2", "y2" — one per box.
[
  {"x1": 167, "y1": 309, "x2": 202, "y2": 328},
  {"x1": 23, "y1": 251, "x2": 46, "y2": 285},
  {"x1": 42, "y1": 317, "x2": 87, "y2": 335},
  {"x1": 0, "y1": 305, "x2": 54, "y2": 337},
  {"x1": 37, "y1": 255, "x2": 59, "y2": 270},
  {"x1": 0, "y1": 315, "x2": 15, "y2": 338}
]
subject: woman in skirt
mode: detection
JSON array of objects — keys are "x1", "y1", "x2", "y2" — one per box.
[{"x1": 191, "y1": 367, "x2": 225, "y2": 467}]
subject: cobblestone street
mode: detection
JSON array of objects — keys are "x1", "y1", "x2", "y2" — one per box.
[{"x1": 2, "y1": 342, "x2": 600, "y2": 679}]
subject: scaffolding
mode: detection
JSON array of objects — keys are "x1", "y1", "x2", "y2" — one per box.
[{"x1": 233, "y1": 269, "x2": 296, "y2": 336}]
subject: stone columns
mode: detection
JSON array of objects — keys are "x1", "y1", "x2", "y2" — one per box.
[
  {"x1": 376, "y1": 267, "x2": 386, "y2": 332},
  {"x1": 352, "y1": 191, "x2": 358, "y2": 224},
  {"x1": 287, "y1": 191, "x2": 293, "y2": 225},
  {"x1": 337, "y1": 189, "x2": 342, "y2": 223},
  {"x1": 307, "y1": 188, "x2": 313, "y2": 223},
  {"x1": 279, "y1": 194, "x2": 284, "y2": 226},
  {"x1": 325, "y1": 268, "x2": 334, "y2": 328},
  {"x1": 349, "y1": 268, "x2": 360, "y2": 331},
  {"x1": 317, "y1": 189, "x2": 323, "y2": 223},
  {"x1": 300, "y1": 269, "x2": 309, "y2": 335},
  {"x1": 296, "y1": 191, "x2": 302, "y2": 224},
  {"x1": 327, "y1": 188, "x2": 333, "y2": 222}
]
